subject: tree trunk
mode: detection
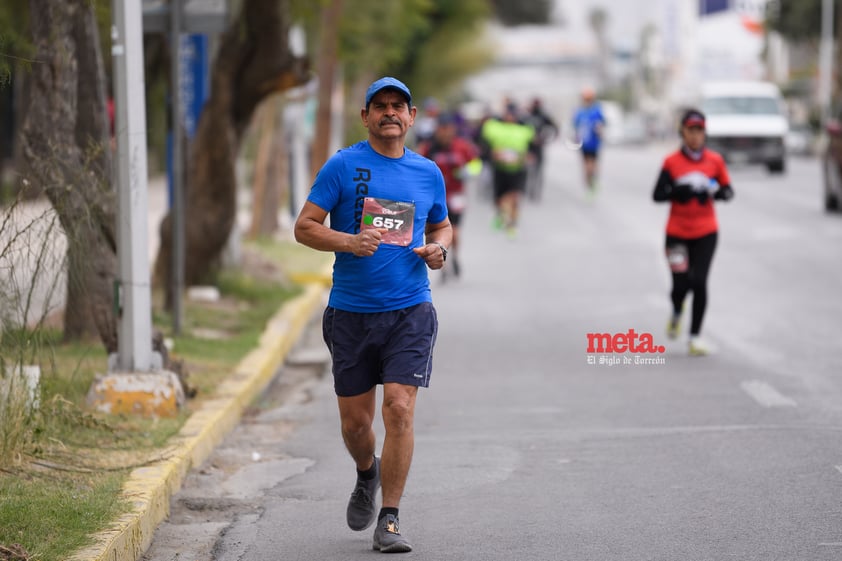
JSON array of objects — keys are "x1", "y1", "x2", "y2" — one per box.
[
  {"x1": 248, "y1": 97, "x2": 286, "y2": 239},
  {"x1": 310, "y1": 0, "x2": 344, "y2": 180},
  {"x1": 19, "y1": 0, "x2": 118, "y2": 350},
  {"x1": 11, "y1": 66, "x2": 39, "y2": 200},
  {"x1": 154, "y1": 0, "x2": 309, "y2": 306},
  {"x1": 837, "y1": 3, "x2": 842, "y2": 100},
  {"x1": 0, "y1": 85, "x2": 10, "y2": 190}
]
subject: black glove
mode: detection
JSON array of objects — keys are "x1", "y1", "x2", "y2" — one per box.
[
  {"x1": 695, "y1": 190, "x2": 710, "y2": 204},
  {"x1": 714, "y1": 185, "x2": 734, "y2": 201},
  {"x1": 672, "y1": 183, "x2": 695, "y2": 203}
]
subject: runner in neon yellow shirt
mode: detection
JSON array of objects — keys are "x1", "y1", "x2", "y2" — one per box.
[{"x1": 480, "y1": 104, "x2": 535, "y2": 237}]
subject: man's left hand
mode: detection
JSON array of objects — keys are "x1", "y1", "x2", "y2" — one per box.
[{"x1": 413, "y1": 243, "x2": 445, "y2": 270}]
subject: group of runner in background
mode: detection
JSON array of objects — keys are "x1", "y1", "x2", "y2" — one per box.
[
  {"x1": 412, "y1": 88, "x2": 729, "y2": 356},
  {"x1": 413, "y1": 87, "x2": 604, "y2": 247}
]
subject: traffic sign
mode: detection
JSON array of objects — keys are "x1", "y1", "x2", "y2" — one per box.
[{"x1": 142, "y1": 0, "x2": 228, "y2": 33}]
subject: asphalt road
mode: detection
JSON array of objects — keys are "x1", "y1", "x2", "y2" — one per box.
[{"x1": 143, "y1": 140, "x2": 842, "y2": 561}]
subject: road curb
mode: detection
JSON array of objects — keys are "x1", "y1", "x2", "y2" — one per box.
[{"x1": 68, "y1": 277, "x2": 329, "y2": 561}]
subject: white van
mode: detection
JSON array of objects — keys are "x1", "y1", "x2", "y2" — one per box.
[{"x1": 700, "y1": 81, "x2": 789, "y2": 173}]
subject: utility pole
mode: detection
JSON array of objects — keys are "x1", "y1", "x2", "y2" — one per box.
[
  {"x1": 819, "y1": 0, "x2": 835, "y2": 122},
  {"x1": 141, "y1": 0, "x2": 225, "y2": 334},
  {"x1": 88, "y1": 0, "x2": 184, "y2": 418},
  {"x1": 88, "y1": 0, "x2": 225, "y2": 417},
  {"x1": 111, "y1": 0, "x2": 157, "y2": 373},
  {"x1": 170, "y1": 0, "x2": 185, "y2": 334}
]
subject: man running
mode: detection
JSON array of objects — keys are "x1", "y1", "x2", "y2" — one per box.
[
  {"x1": 294, "y1": 76, "x2": 451, "y2": 552},
  {"x1": 480, "y1": 102, "x2": 535, "y2": 238},
  {"x1": 417, "y1": 112, "x2": 479, "y2": 279},
  {"x1": 573, "y1": 87, "x2": 606, "y2": 197},
  {"x1": 524, "y1": 97, "x2": 559, "y2": 201}
]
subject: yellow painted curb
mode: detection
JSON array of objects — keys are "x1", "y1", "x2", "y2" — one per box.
[
  {"x1": 67, "y1": 281, "x2": 327, "y2": 561},
  {"x1": 288, "y1": 259, "x2": 333, "y2": 288}
]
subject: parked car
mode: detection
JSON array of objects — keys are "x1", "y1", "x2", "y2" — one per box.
[
  {"x1": 700, "y1": 81, "x2": 789, "y2": 173},
  {"x1": 785, "y1": 123, "x2": 815, "y2": 156},
  {"x1": 599, "y1": 100, "x2": 625, "y2": 145},
  {"x1": 620, "y1": 112, "x2": 650, "y2": 145},
  {"x1": 823, "y1": 116, "x2": 842, "y2": 212}
]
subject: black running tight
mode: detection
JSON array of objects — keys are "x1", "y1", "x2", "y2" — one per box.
[{"x1": 666, "y1": 232, "x2": 718, "y2": 336}]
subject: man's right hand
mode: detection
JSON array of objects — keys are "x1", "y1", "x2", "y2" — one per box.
[{"x1": 351, "y1": 228, "x2": 389, "y2": 256}]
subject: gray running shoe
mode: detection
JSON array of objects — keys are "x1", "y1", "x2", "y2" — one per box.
[
  {"x1": 372, "y1": 513, "x2": 412, "y2": 553},
  {"x1": 346, "y1": 457, "x2": 380, "y2": 531}
]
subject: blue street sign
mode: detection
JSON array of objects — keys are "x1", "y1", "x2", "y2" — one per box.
[
  {"x1": 700, "y1": 0, "x2": 730, "y2": 16},
  {"x1": 179, "y1": 34, "x2": 209, "y2": 138},
  {"x1": 167, "y1": 34, "x2": 209, "y2": 207}
]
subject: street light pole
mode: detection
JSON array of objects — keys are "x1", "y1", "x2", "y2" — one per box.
[
  {"x1": 111, "y1": 0, "x2": 156, "y2": 372},
  {"x1": 89, "y1": 0, "x2": 223, "y2": 417}
]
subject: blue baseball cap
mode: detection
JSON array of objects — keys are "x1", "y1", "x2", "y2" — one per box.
[{"x1": 364, "y1": 77, "x2": 412, "y2": 107}]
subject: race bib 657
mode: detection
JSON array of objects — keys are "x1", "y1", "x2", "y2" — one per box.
[{"x1": 360, "y1": 197, "x2": 415, "y2": 246}]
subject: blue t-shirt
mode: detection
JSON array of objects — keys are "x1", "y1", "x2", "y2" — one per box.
[
  {"x1": 573, "y1": 104, "x2": 606, "y2": 152},
  {"x1": 307, "y1": 140, "x2": 448, "y2": 313}
]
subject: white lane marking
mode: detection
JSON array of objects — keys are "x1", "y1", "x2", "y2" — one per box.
[
  {"x1": 740, "y1": 380, "x2": 797, "y2": 408},
  {"x1": 835, "y1": 465, "x2": 842, "y2": 476},
  {"x1": 818, "y1": 543, "x2": 842, "y2": 547}
]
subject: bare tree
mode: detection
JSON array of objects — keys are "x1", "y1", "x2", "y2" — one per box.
[
  {"x1": 248, "y1": 97, "x2": 286, "y2": 239},
  {"x1": 154, "y1": 0, "x2": 309, "y2": 305},
  {"x1": 310, "y1": 0, "x2": 344, "y2": 180},
  {"x1": 19, "y1": 0, "x2": 117, "y2": 349}
]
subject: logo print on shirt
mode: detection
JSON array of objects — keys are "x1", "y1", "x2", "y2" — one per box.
[{"x1": 353, "y1": 167, "x2": 371, "y2": 234}]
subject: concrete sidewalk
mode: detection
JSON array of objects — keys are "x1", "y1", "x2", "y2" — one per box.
[{"x1": 68, "y1": 272, "x2": 331, "y2": 561}]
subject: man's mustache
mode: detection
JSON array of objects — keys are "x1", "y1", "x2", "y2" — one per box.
[{"x1": 379, "y1": 117, "x2": 401, "y2": 126}]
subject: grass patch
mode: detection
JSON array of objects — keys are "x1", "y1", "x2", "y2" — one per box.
[
  {"x1": 0, "y1": 470, "x2": 127, "y2": 561},
  {"x1": 0, "y1": 391, "x2": 184, "y2": 560},
  {"x1": 155, "y1": 268, "x2": 300, "y2": 397},
  {"x1": 0, "y1": 238, "x2": 320, "y2": 561},
  {"x1": 0, "y1": 180, "x2": 16, "y2": 206},
  {"x1": 250, "y1": 235, "x2": 332, "y2": 283}
]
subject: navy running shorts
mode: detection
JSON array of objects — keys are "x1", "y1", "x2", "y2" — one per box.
[{"x1": 322, "y1": 302, "x2": 438, "y2": 397}]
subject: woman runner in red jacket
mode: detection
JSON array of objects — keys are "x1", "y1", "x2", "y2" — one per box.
[{"x1": 652, "y1": 109, "x2": 734, "y2": 356}]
